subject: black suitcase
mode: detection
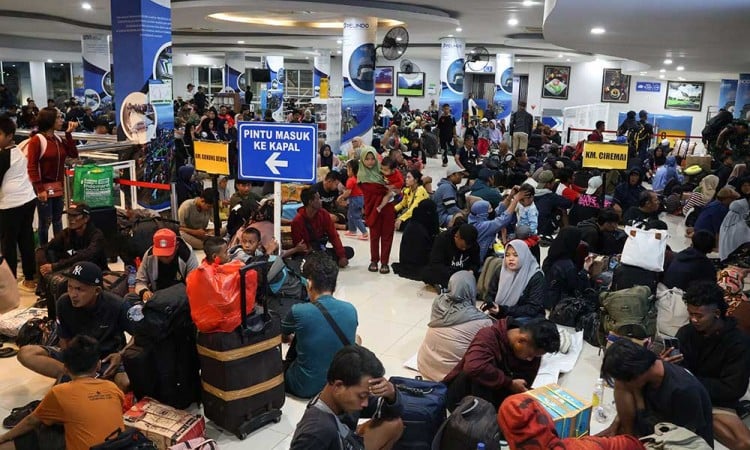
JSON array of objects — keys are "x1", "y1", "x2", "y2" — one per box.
[
  {"x1": 196, "y1": 261, "x2": 284, "y2": 439},
  {"x1": 88, "y1": 206, "x2": 120, "y2": 262}
]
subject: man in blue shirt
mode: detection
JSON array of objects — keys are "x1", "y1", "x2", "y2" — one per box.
[{"x1": 282, "y1": 252, "x2": 358, "y2": 398}]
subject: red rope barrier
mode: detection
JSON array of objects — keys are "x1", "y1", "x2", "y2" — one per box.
[{"x1": 567, "y1": 127, "x2": 702, "y2": 140}]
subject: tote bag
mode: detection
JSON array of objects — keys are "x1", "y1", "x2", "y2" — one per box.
[
  {"x1": 73, "y1": 164, "x2": 115, "y2": 207},
  {"x1": 655, "y1": 283, "x2": 688, "y2": 337},
  {"x1": 621, "y1": 226, "x2": 668, "y2": 272}
]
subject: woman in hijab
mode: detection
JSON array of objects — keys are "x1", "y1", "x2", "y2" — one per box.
[
  {"x1": 358, "y1": 147, "x2": 396, "y2": 273},
  {"x1": 392, "y1": 199, "x2": 438, "y2": 281},
  {"x1": 719, "y1": 198, "x2": 750, "y2": 262},
  {"x1": 316, "y1": 143, "x2": 341, "y2": 171},
  {"x1": 541, "y1": 227, "x2": 591, "y2": 310},
  {"x1": 483, "y1": 240, "x2": 546, "y2": 320},
  {"x1": 683, "y1": 174, "x2": 718, "y2": 218},
  {"x1": 651, "y1": 155, "x2": 683, "y2": 192},
  {"x1": 175, "y1": 164, "x2": 202, "y2": 207},
  {"x1": 417, "y1": 271, "x2": 493, "y2": 381}
]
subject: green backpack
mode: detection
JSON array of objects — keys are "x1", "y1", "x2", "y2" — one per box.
[{"x1": 600, "y1": 285, "x2": 656, "y2": 339}]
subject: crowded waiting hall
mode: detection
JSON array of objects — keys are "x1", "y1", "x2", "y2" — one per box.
[{"x1": 0, "y1": 1, "x2": 749, "y2": 449}]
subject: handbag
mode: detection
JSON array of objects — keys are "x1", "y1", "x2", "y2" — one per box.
[
  {"x1": 73, "y1": 164, "x2": 115, "y2": 207},
  {"x1": 40, "y1": 181, "x2": 64, "y2": 198},
  {"x1": 655, "y1": 283, "x2": 688, "y2": 337},
  {"x1": 621, "y1": 226, "x2": 668, "y2": 272}
]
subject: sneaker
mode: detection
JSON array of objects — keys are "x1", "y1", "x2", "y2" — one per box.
[
  {"x1": 344, "y1": 231, "x2": 357, "y2": 237},
  {"x1": 358, "y1": 234, "x2": 369, "y2": 240},
  {"x1": 19, "y1": 279, "x2": 37, "y2": 293}
]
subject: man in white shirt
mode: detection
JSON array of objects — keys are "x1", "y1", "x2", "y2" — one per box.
[{"x1": 184, "y1": 83, "x2": 195, "y2": 102}]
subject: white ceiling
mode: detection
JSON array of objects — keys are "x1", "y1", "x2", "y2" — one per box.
[{"x1": 0, "y1": 0, "x2": 741, "y2": 80}]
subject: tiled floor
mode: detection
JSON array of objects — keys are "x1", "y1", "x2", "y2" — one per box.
[{"x1": 1, "y1": 159, "x2": 735, "y2": 449}]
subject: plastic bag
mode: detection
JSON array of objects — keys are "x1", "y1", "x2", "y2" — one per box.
[
  {"x1": 73, "y1": 164, "x2": 114, "y2": 207},
  {"x1": 186, "y1": 260, "x2": 257, "y2": 333}
]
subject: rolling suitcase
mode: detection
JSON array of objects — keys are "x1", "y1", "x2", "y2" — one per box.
[
  {"x1": 88, "y1": 206, "x2": 120, "y2": 262},
  {"x1": 196, "y1": 260, "x2": 284, "y2": 439}
]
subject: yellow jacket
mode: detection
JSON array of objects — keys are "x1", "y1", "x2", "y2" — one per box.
[{"x1": 395, "y1": 185, "x2": 429, "y2": 222}]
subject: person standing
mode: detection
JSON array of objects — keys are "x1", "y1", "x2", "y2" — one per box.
[
  {"x1": 437, "y1": 104, "x2": 458, "y2": 167},
  {"x1": 0, "y1": 117, "x2": 37, "y2": 291},
  {"x1": 26, "y1": 107, "x2": 78, "y2": 246},
  {"x1": 509, "y1": 101, "x2": 533, "y2": 151}
]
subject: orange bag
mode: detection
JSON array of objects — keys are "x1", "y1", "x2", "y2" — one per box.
[{"x1": 186, "y1": 260, "x2": 257, "y2": 333}]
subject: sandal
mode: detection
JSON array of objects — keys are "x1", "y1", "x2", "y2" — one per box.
[
  {"x1": 379, "y1": 264, "x2": 390, "y2": 274},
  {"x1": 3, "y1": 400, "x2": 40, "y2": 429},
  {"x1": 368, "y1": 263, "x2": 379, "y2": 272},
  {"x1": 0, "y1": 347, "x2": 17, "y2": 358}
]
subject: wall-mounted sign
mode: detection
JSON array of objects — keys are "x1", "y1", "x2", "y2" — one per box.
[{"x1": 635, "y1": 82, "x2": 661, "y2": 92}]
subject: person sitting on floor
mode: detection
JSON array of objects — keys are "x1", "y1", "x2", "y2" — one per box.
[
  {"x1": 469, "y1": 168, "x2": 502, "y2": 208},
  {"x1": 719, "y1": 198, "x2": 750, "y2": 263},
  {"x1": 229, "y1": 179, "x2": 261, "y2": 210},
  {"x1": 291, "y1": 188, "x2": 354, "y2": 268},
  {"x1": 132, "y1": 228, "x2": 199, "y2": 302},
  {"x1": 443, "y1": 317, "x2": 560, "y2": 411},
  {"x1": 394, "y1": 169, "x2": 429, "y2": 232},
  {"x1": 421, "y1": 223, "x2": 480, "y2": 290},
  {"x1": 434, "y1": 165, "x2": 466, "y2": 228},
  {"x1": 694, "y1": 187, "x2": 741, "y2": 238},
  {"x1": 17, "y1": 262, "x2": 133, "y2": 392},
  {"x1": 613, "y1": 167, "x2": 646, "y2": 217},
  {"x1": 578, "y1": 207, "x2": 625, "y2": 256},
  {"x1": 482, "y1": 240, "x2": 547, "y2": 320},
  {"x1": 178, "y1": 187, "x2": 217, "y2": 250},
  {"x1": 598, "y1": 339, "x2": 714, "y2": 447},
  {"x1": 290, "y1": 345, "x2": 404, "y2": 450},
  {"x1": 662, "y1": 230, "x2": 717, "y2": 291},
  {"x1": 670, "y1": 281, "x2": 750, "y2": 450},
  {"x1": 623, "y1": 190, "x2": 660, "y2": 227},
  {"x1": 468, "y1": 192, "x2": 522, "y2": 262},
  {"x1": 0, "y1": 335, "x2": 125, "y2": 450},
  {"x1": 542, "y1": 227, "x2": 592, "y2": 310},
  {"x1": 417, "y1": 271, "x2": 493, "y2": 382},
  {"x1": 282, "y1": 252, "x2": 358, "y2": 399},
  {"x1": 392, "y1": 199, "x2": 440, "y2": 281},
  {"x1": 533, "y1": 170, "x2": 572, "y2": 239},
  {"x1": 313, "y1": 171, "x2": 347, "y2": 228}
]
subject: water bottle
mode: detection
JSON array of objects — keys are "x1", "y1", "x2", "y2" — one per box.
[
  {"x1": 592, "y1": 378, "x2": 608, "y2": 423},
  {"x1": 127, "y1": 266, "x2": 136, "y2": 294}
]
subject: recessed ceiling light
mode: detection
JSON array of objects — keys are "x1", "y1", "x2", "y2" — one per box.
[
  {"x1": 516, "y1": 58, "x2": 522, "y2": 62},
  {"x1": 659, "y1": 68, "x2": 666, "y2": 73},
  {"x1": 659, "y1": 74, "x2": 665, "y2": 79},
  {"x1": 81, "y1": 2, "x2": 92, "y2": 10},
  {"x1": 566, "y1": 59, "x2": 571, "y2": 62},
  {"x1": 237, "y1": 40, "x2": 245, "y2": 44},
  {"x1": 522, "y1": 0, "x2": 536, "y2": 5},
  {"x1": 590, "y1": 27, "x2": 605, "y2": 34},
  {"x1": 456, "y1": 27, "x2": 462, "y2": 32},
  {"x1": 336, "y1": 39, "x2": 342, "y2": 44},
  {"x1": 640, "y1": 71, "x2": 647, "y2": 75},
  {"x1": 46, "y1": 59, "x2": 53, "y2": 63},
  {"x1": 448, "y1": 34, "x2": 454, "y2": 38},
  {"x1": 678, "y1": 76, "x2": 685, "y2": 81},
  {"x1": 336, "y1": 50, "x2": 342, "y2": 54},
  {"x1": 305, "y1": 56, "x2": 309, "y2": 59},
  {"x1": 557, "y1": 54, "x2": 563, "y2": 58},
  {"x1": 507, "y1": 18, "x2": 519, "y2": 26},
  {"x1": 676, "y1": 65, "x2": 684, "y2": 71},
  {"x1": 663, "y1": 59, "x2": 672, "y2": 65}
]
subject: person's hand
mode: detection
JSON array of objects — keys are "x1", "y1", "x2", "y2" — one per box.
[
  {"x1": 369, "y1": 377, "x2": 396, "y2": 402},
  {"x1": 510, "y1": 378, "x2": 529, "y2": 393},
  {"x1": 66, "y1": 121, "x2": 78, "y2": 133},
  {"x1": 142, "y1": 290, "x2": 154, "y2": 302},
  {"x1": 40, "y1": 263, "x2": 53, "y2": 276},
  {"x1": 101, "y1": 352, "x2": 122, "y2": 378},
  {"x1": 294, "y1": 241, "x2": 310, "y2": 254},
  {"x1": 376, "y1": 205, "x2": 383, "y2": 213},
  {"x1": 583, "y1": 255, "x2": 594, "y2": 272},
  {"x1": 394, "y1": 219, "x2": 402, "y2": 230},
  {"x1": 338, "y1": 257, "x2": 349, "y2": 268},
  {"x1": 264, "y1": 238, "x2": 279, "y2": 255},
  {"x1": 659, "y1": 348, "x2": 684, "y2": 364},
  {"x1": 37, "y1": 190, "x2": 48, "y2": 203}
]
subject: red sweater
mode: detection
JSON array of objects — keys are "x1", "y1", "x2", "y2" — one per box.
[
  {"x1": 26, "y1": 133, "x2": 78, "y2": 193},
  {"x1": 291, "y1": 207, "x2": 346, "y2": 259},
  {"x1": 443, "y1": 319, "x2": 541, "y2": 390}
]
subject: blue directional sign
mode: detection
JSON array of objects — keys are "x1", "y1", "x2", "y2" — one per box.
[
  {"x1": 238, "y1": 122, "x2": 318, "y2": 183},
  {"x1": 636, "y1": 82, "x2": 661, "y2": 93}
]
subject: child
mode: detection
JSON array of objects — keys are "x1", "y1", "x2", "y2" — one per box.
[
  {"x1": 338, "y1": 160, "x2": 368, "y2": 240},
  {"x1": 377, "y1": 156, "x2": 405, "y2": 213},
  {"x1": 501, "y1": 183, "x2": 538, "y2": 245},
  {"x1": 229, "y1": 227, "x2": 265, "y2": 262},
  {"x1": 203, "y1": 236, "x2": 230, "y2": 264},
  {"x1": 358, "y1": 147, "x2": 396, "y2": 273}
]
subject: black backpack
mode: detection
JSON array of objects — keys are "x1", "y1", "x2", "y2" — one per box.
[
  {"x1": 16, "y1": 317, "x2": 58, "y2": 347},
  {"x1": 123, "y1": 217, "x2": 180, "y2": 265},
  {"x1": 90, "y1": 428, "x2": 157, "y2": 449},
  {"x1": 549, "y1": 289, "x2": 599, "y2": 328},
  {"x1": 433, "y1": 396, "x2": 503, "y2": 450},
  {"x1": 702, "y1": 109, "x2": 734, "y2": 144}
]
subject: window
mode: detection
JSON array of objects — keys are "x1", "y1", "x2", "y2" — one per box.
[
  {"x1": 45, "y1": 62, "x2": 73, "y2": 105},
  {"x1": 285, "y1": 69, "x2": 313, "y2": 98},
  {"x1": 0, "y1": 61, "x2": 32, "y2": 105},
  {"x1": 194, "y1": 67, "x2": 224, "y2": 94}
]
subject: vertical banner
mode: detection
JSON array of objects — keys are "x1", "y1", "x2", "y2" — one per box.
[
  {"x1": 735, "y1": 74, "x2": 750, "y2": 120},
  {"x1": 111, "y1": 0, "x2": 174, "y2": 209},
  {"x1": 718, "y1": 79, "x2": 738, "y2": 112},
  {"x1": 342, "y1": 17, "x2": 377, "y2": 145},
  {"x1": 225, "y1": 52, "x2": 245, "y2": 93},
  {"x1": 493, "y1": 53, "x2": 513, "y2": 124},
  {"x1": 314, "y1": 52, "x2": 331, "y2": 99},
  {"x1": 80, "y1": 34, "x2": 112, "y2": 112},
  {"x1": 327, "y1": 97, "x2": 342, "y2": 153},
  {"x1": 261, "y1": 56, "x2": 284, "y2": 122},
  {"x1": 439, "y1": 37, "x2": 465, "y2": 124}
]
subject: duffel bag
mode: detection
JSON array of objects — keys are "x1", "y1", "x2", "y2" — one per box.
[
  {"x1": 388, "y1": 376, "x2": 447, "y2": 450},
  {"x1": 90, "y1": 428, "x2": 158, "y2": 449}
]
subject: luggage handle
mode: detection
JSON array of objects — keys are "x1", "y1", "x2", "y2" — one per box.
[
  {"x1": 239, "y1": 259, "x2": 271, "y2": 326},
  {"x1": 460, "y1": 398, "x2": 481, "y2": 416}
]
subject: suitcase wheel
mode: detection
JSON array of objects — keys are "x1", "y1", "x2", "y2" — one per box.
[{"x1": 234, "y1": 409, "x2": 282, "y2": 440}]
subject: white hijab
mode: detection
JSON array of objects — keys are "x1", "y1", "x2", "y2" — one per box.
[
  {"x1": 495, "y1": 240, "x2": 541, "y2": 307},
  {"x1": 719, "y1": 199, "x2": 750, "y2": 261}
]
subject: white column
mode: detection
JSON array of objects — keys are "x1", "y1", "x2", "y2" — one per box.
[
  {"x1": 341, "y1": 17, "x2": 377, "y2": 145},
  {"x1": 493, "y1": 53, "x2": 513, "y2": 123}
]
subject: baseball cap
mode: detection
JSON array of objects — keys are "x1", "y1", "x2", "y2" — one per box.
[
  {"x1": 152, "y1": 228, "x2": 178, "y2": 257},
  {"x1": 477, "y1": 168, "x2": 496, "y2": 182},
  {"x1": 586, "y1": 176, "x2": 603, "y2": 195},
  {"x1": 481, "y1": 117, "x2": 488, "y2": 122},
  {"x1": 538, "y1": 170, "x2": 555, "y2": 184},
  {"x1": 63, "y1": 261, "x2": 102, "y2": 287},
  {"x1": 446, "y1": 164, "x2": 467, "y2": 177},
  {"x1": 66, "y1": 203, "x2": 91, "y2": 216},
  {"x1": 717, "y1": 187, "x2": 741, "y2": 200}
]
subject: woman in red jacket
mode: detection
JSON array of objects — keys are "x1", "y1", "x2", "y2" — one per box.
[{"x1": 26, "y1": 107, "x2": 78, "y2": 245}]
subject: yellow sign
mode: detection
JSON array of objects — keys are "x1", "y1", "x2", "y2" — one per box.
[
  {"x1": 582, "y1": 142, "x2": 629, "y2": 170},
  {"x1": 193, "y1": 141, "x2": 230, "y2": 175},
  {"x1": 319, "y1": 77, "x2": 329, "y2": 99}
]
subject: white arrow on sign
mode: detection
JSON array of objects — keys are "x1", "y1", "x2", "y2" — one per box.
[{"x1": 265, "y1": 152, "x2": 289, "y2": 175}]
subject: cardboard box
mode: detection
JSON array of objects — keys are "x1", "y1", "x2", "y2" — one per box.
[
  {"x1": 524, "y1": 384, "x2": 592, "y2": 438},
  {"x1": 124, "y1": 397, "x2": 205, "y2": 450},
  {"x1": 685, "y1": 155, "x2": 711, "y2": 172},
  {"x1": 281, "y1": 183, "x2": 304, "y2": 203}
]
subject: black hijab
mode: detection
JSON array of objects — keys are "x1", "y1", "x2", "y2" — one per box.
[
  {"x1": 319, "y1": 144, "x2": 334, "y2": 170},
  {"x1": 542, "y1": 226, "x2": 582, "y2": 274},
  {"x1": 409, "y1": 199, "x2": 439, "y2": 238}
]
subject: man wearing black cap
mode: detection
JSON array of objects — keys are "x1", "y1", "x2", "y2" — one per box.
[
  {"x1": 35, "y1": 203, "x2": 108, "y2": 316},
  {"x1": 17, "y1": 262, "x2": 133, "y2": 392},
  {"x1": 613, "y1": 168, "x2": 646, "y2": 217}
]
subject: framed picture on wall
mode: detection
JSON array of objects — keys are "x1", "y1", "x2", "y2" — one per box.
[
  {"x1": 541, "y1": 65, "x2": 570, "y2": 99},
  {"x1": 665, "y1": 81, "x2": 705, "y2": 111},
  {"x1": 374, "y1": 66, "x2": 394, "y2": 96},
  {"x1": 601, "y1": 68, "x2": 631, "y2": 103},
  {"x1": 396, "y1": 72, "x2": 425, "y2": 97}
]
